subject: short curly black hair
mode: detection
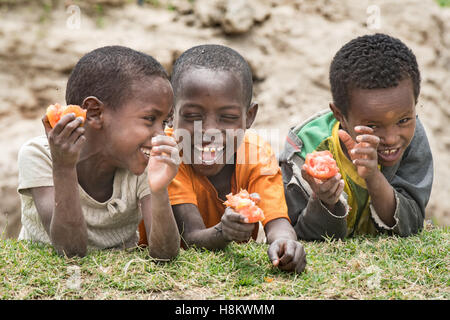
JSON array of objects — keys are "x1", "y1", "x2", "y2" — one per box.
[
  {"x1": 329, "y1": 33, "x2": 421, "y2": 117},
  {"x1": 66, "y1": 46, "x2": 168, "y2": 110},
  {"x1": 171, "y1": 44, "x2": 253, "y2": 108}
]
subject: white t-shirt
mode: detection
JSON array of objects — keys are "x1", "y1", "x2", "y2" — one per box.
[{"x1": 17, "y1": 135, "x2": 151, "y2": 250}]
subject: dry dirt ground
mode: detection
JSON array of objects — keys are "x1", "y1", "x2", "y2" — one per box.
[{"x1": 1, "y1": 0, "x2": 449, "y2": 239}]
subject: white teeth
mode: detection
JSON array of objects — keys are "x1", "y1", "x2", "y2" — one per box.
[
  {"x1": 141, "y1": 148, "x2": 151, "y2": 157},
  {"x1": 194, "y1": 145, "x2": 224, "y2": 152},
  {"x1": 381, "y1": 149, "x2": 398, "y2": 155}
]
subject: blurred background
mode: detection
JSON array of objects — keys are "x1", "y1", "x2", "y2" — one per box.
[{"x1": 1, "y1": 0, "x2": 449, "y2": 239}]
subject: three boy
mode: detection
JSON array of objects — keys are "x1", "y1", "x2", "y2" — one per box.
[{"x1": 19, "y1": 33, "x2": 433, "y2": 274}]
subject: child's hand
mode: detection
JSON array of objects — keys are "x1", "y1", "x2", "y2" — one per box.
[
  {"x1": 339, "y1": 127, "x2": 380, "y2": 180},
  {"x1": 220, "y1": 207, "x2": 255, "y2": 242},
  {"x1": 267, "y1": 238, "x2": 307, "y2": 273},
  {"x1": 43, "y1": 113, "x2": 86, "y2": 168},
  {"x1": 301, "y1": 166, "x2": 344, "y2": 208},
  {"x1": 147, "y1": 135, "x2": 180, "y2": 193}
]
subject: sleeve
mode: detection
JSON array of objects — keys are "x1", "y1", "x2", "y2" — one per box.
[
  {"x1": 375, "y1": 117, "x2": 433, "y2": 236},
  {"x1": 280, "y1": 154, "x2": 348, "y2": 241},
  {"x1": 167, "y1": 163, "x2": 198, "y2": 206},
  {"x1": 136, "y1": 170, "x2": 151, "y2": 200},
  {"x1": 17, "y1": 136, "x2": 54, "y2": 197},
  {"x1": 245, "y1": 140, "x2": 290, "y2": 227}
]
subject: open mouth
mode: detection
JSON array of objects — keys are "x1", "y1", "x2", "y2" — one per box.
[
  {"x1": 140, "y1": 147, "x2": 151, "y2": 160},
  {"x1": 377, "y1": 147, "x2": 401, "y2": 163},
  {"x1": 194, "y1": 144, "x2": 225, "y2": 165}
]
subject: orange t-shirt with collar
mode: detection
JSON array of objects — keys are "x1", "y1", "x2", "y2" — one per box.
[{"x1": 138, "y1": 131, "x2": 290, "y2": 246}]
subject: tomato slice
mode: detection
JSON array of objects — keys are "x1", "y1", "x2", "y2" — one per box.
[
  {"x1": 223, "y1": 189, "x2": 265, "y2": 223},
  {"x1": 46, "y1": 104, "x2": 86, "y2": 128},
  {"x1": 62, "y1": 105, "x2": 87, "y2": 125},
  {"x1": 164, "y1": 126, "x2": 174, "y2": 137},
  {"x1": 304, "y1": 150, "x2": 339, "y2": 180}
]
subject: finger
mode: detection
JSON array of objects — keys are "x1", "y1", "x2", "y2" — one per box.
[
  {"x1": 301, "y1": 166, "x2": 318, "y2": 188},
  {"x1": 42, "y1": 114, "x2": 52, "y2": 136},
  {"x1": 267, "y1": 242, "x2": 282, "y2": 267},
  {"x1": 295, "y1": 245, "x2": 307, "y2": 273},
  {"x1": 222, "y1": 217, "x2": 255, "y2": 233},
  {"x1": 332, "y1": 179, "x2": 345, "y2": 198},
  {"x1": 57, "y1": 115, "x2": 83, "y2": 139},
  {"x1": 355, "y1": 134, "x2": 380, "y2": 146},
  {"x1": 67, "y1": 126, "x2": 85, "y2": 145},
  {"x1": 278, "y1": 240, "x2": 296, "y2": 266},
  {"x1": 223, "y1": 208, "x2": 249, "y2": 224},
  {"x1": 354, "y1": 126, "x2": 374, "y2": 135},
  {"x1": 352, "y1": 158, "x2": 378, "y2": 168},
  {"x1": 72, "y1": 133, "x2": 87, "y2": 151},
  {"x1": 318, "y1": 181, "x2": 341, "y2": 202},
  {"x1": 350, "y1": 147, "x2": 378, "y2": 160},
  {"x1": 317, "y1": 172, "x2": 341, "y2": 195},
  {"x1": 51, "y1": 113, "x2": 77, "y2": 135},
  {"x1": 338, "y1": 129, "x2": 356, "y2": 152},
  {"x1": 152, "y1": 135, "x2": 177, "y2": 147},
  {"x1": 150, "y1": 155, "x2": 180, "y2": 167},
  {"x1": 222, "y1": 227, "x2": 252, "y2": 242},
  {"x1": 151, "y1": 145, "x2": 180, "y2": 157},
  {"x1": 319, "y1": 172, "x2": 341, "y2": 189},
  {"x1": 280, "y1": 244, "x2": 308, "y2": 272}
]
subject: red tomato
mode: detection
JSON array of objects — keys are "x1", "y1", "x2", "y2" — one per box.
[
  {"x1": 46, "y1": 103, "x2": 86, "y2": 128},
  {"x1": 304, "y1": 150, "x2": 339, "y2": 180},
  {"x1": 223, "y1": 189, "x2": 265, "y2": 223}
]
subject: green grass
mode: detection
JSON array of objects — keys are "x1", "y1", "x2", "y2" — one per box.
[{"x1": 1, "y1": 224, "x2": 448, "y2": 299}]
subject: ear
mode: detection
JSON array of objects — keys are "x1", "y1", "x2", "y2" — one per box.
[
  {"x1": 82, "y1": 96, "x2": 104, "y2": 129},
  {"x1": 245, "y1": 102, "x2": 258, "y2": 129},
  {"x1": 329, "y1": 102, "x2": 347, "y2": 131}
]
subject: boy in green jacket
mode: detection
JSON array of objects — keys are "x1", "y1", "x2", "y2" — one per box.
[{"x1": 280, "y1": 33, "x2": 433, "y2": 240}]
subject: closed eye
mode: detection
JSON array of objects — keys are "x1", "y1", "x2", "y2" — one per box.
[
  {"x1": 183, "y1": 113, "x2": 203, "y2": 121},
  {"x1": 221, "y1": 114, "x2": 240, "y2": 121}
]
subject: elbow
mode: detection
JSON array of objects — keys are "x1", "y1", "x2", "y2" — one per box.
[
  {"x1": 54, "y1": 244, "x2": 87, "y2": 258},
  {"x1": 148, "y1": 245, "x2": 180, "y2": 261},
  {"x1": 147, "y1": 234, "x2": 181, "y2": 261}
]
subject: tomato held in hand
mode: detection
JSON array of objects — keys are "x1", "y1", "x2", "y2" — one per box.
[
  {"x1": 223, "y1": 189, "x2": 265, "y2": 223},
  {"x1": 304, "y1": 150, "x2": 339, "y2": 180},
  {"x1": 46, "y1": 103, "x2": 87, "y2": 128}
]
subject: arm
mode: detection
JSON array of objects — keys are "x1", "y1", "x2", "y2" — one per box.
[
  {"x1": 36, "y1": 114, "x2": 88, "y2": 257},
  {"x1": 339, "y1": 127, "x2": 396, "y2": 227},
  {"x1": 281, "y1": 159, "x2": 348, "y2": 241},
  {"x1": 141, "y1": 135, "x2": 181, "y2": 259},
  {"x1": 172, "y1": 204, "x2": 254, "y2": 250},
  {"x1": 380, "y1": 119, "x2": 433, "y2": 236},
  {"x1": 140, "y1": 192, "x2": 179, "y2": 260}
]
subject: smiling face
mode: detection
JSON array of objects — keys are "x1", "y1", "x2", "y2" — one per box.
[
  {"x1": 333, "y1": 78, "x2": 416, "y2": 167},
  {"x1": 173, "y1": 68, "x2": 257, "y2": 177},
  {"x1": 103, "y1": 76, "x2": 174, "y2": 175}
]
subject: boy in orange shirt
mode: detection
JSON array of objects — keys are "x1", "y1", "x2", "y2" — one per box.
[{"x1": 140, "y1": 44, "x2": 306, "y2": 273}]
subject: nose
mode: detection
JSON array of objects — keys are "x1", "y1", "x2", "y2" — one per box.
[
  {"x1": 202, "y1": 115, "x2": 218, "y2": 133},
  {"x1": 150, "y1": 121, "x2": 165, "y2": 142},
  {"x1": 379, "y1": 126, "x2": 399, "y2": 146}
]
